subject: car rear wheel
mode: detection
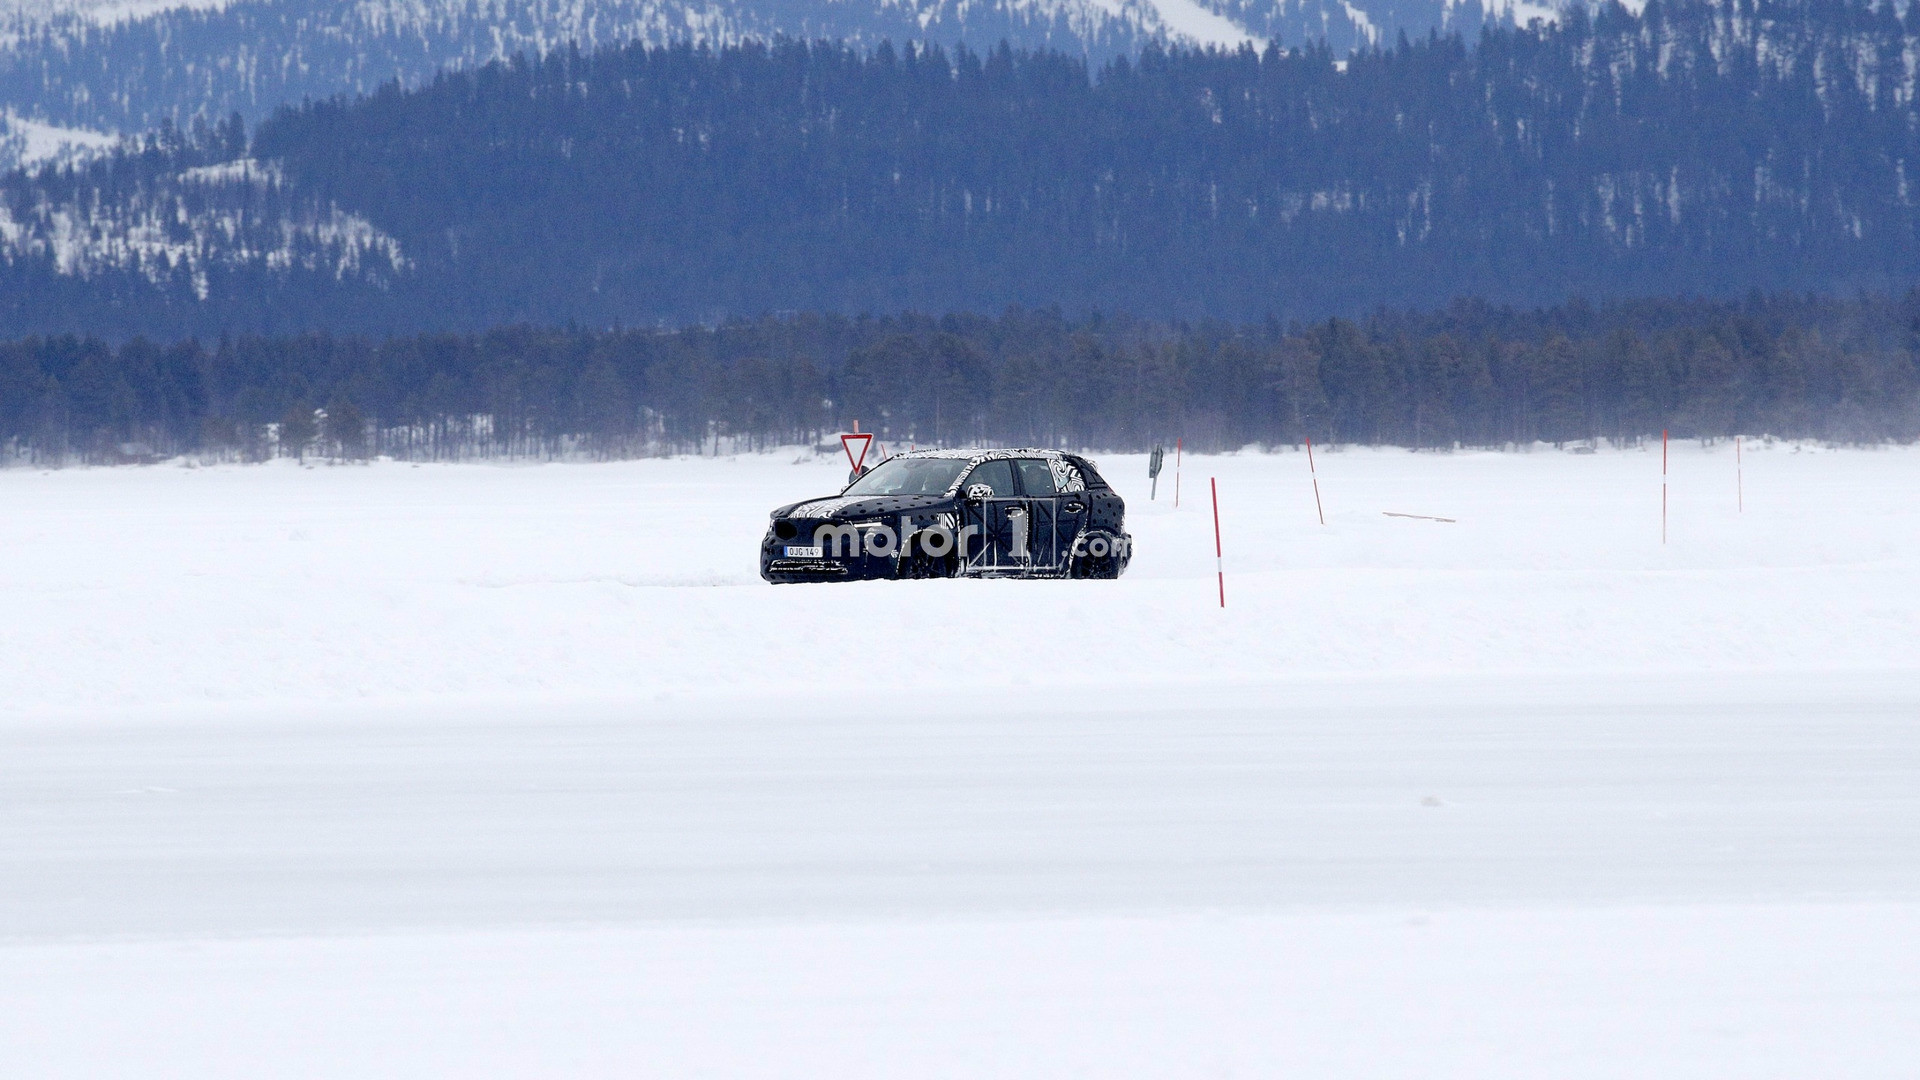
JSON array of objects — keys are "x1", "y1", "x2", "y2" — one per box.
[{"x1": 1070, "y1": 531, "x2": 1124, "y2": 579}]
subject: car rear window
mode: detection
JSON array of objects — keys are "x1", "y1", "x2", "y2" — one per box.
[
  {"x1": 1014, "y1": 459, "x2": 1056, "y2": 495},
  {"x1": 1071, "y1": 457, "x2": 1108, "y2": 489}
]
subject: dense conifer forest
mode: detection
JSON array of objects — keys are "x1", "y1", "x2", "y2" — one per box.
[
  {"x1": 5, "y1": 292, "x2": 1916, "y2": 464},
  {"x1": 5, "y1": 0, "x2": 1920, "y2": 337},
  {"x1": 0, "y1": 0, "x2": 1432, "y2": 137}
]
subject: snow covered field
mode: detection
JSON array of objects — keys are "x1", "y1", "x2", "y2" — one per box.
[{"x1": 3, "y1": 443, "x2": 1918, "y2": 1076}]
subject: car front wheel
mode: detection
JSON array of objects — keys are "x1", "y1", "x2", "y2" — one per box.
[{"x1": 897, "y1": 548, "x2": 957, "y2": 580}]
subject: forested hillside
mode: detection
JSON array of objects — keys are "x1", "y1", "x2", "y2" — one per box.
[
  {"x1": 5, "y1": 293, "x2": 1916, "y2": 463},
  {"x1": 0, "y1": 0, "x2": 1526, "y2": 140},
  {"x1": 3, "y1": 0, "x2": 1920, "y2": 338}
]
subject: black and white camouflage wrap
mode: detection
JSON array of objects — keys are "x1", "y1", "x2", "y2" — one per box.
[{"x1": 762, "y1": 446, "x2": 1127, "y2": 583}]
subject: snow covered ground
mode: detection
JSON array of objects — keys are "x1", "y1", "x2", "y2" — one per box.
[
  {"x1": 3, "y1": 443, "x2": 1917, "y2": 1076},
  {"x1": 0, "y1": 110, "x2": 117, "y2": 174}
]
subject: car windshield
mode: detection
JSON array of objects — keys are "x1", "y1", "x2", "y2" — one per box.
[{"x1": 842, "y1": 457, "x2": 968, "y2": 496}]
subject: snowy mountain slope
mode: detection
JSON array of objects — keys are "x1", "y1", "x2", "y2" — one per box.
[
  {"x1": 9, "y1": 1, "x2": 1919, "y2": 338},
  {"x1": 0, "y1": 0, "x2": 1545, "y2": 149},
  {"x1": 0, "y1": 108, "x2": 114, "y2": 170},
  {"x1": 0, "y1": 151, "x2": 406, "y2": 295}
]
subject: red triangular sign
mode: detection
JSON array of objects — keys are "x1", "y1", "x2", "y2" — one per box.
[{"x1": 841, "y1": 432, "x2": 874, "y2": 473}]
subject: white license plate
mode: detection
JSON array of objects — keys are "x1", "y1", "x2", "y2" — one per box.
[{"x1": 784, "y1": 545, "x2": 823, "y2": 558}]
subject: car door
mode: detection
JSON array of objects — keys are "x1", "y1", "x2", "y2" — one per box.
[
  {"x1": 1012, "y1": 457, "x2": 1076, "y2": 573},
  {"x1": 957, "y1": 459, "x2": 1021, "y2": 574}
]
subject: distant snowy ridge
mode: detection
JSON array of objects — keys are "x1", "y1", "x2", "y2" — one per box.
[
  {"x1": 6, "y1": 0, "x2": 1917, "y2": 333},
  {"x1": 0, "y1": 0, "x2": 224, "y2": 23},
  {"x1": 0, "y1": 0, "x2": 1553, "y2": 135}
]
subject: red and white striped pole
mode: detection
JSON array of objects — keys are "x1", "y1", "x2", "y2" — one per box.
[
  {"x1": 1211, "y1": 476, "x2": 1225, "y2": 608},
  {"x1": 1306, "y1": 435, "x2": 1326, "y2": 525},
  {"x1": 1736, "y1": 435, "x2": 1744, "y2": 513},
  {"x1": 1174, "y1": 437, "x2": 1183, "y2": 509},
  {"x1": 1662, "y1": 429, "x2": 1669, "y2": 545}
]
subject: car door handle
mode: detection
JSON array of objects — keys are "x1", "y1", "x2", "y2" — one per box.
[{"x1": 1063, "y1": 502, "x2": 1085, "y2": 514}]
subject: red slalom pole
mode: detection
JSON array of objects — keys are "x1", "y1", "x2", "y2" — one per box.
[
  {"x1": 1736, "y1": 435, "x2": 1744, "y2": 513},
  {"x1": 1210, "y1": 476, "x2": 1225, "y2": 608},
  {"x1": 1306, "y1": 435, "x2": 1326, "y2": 525},
  {"x1": 1174, "y1": 437, "x2": 1183, "y2": 508},
  {"x1": 1662, "y1": 429, "x2": 1669, "y2": 545}
]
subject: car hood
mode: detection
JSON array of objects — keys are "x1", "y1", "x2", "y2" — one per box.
[{"x1": 774, "y1": 493, "x2": 951, "y2": 520}]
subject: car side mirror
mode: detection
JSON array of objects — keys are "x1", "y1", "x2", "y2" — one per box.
[{"x1": 965, "y1": 483, "x2": 993, "y2": 502}]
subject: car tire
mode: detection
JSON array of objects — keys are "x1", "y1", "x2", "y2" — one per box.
[
  {"x1": 897, "y1": 549, "x2": 957, "y2": 580},
  {"x1": 1069, "y1": 531, "x2": 1124, "y2": 579}
]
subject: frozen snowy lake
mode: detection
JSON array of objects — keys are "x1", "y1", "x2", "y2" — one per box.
[{"x1": 3, "y1": 443, "x2": 1917, "y2": 1076}]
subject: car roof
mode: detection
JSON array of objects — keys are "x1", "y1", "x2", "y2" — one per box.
[{"x1": 890, "y1": 447, "x2": 1065, "y2": 462}]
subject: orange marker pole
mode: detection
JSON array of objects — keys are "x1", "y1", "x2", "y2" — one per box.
[
  {"x1": 1662, "y1": 429, "x2": 1669, "y2": 545},
  {"x1": 1306, "y1": 435, "x2": 1326, "y2": 526},
  {"x1": 1211, "y1": 477, "x2": 1225, "y2": 609}
]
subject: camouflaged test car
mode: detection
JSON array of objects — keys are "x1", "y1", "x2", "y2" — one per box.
[{"x1": 761, "y1": 448, "x2": 1132, "y2": 582}]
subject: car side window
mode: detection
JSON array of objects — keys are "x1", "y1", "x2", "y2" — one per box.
[
  {"x1": 963, "y1": 460, "x2": 1015, "y2": 496},
  {"x1": 1014, "y1": 459, "x2": 1056, "y2": 496}
]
